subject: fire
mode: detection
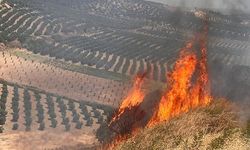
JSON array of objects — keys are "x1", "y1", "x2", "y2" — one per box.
[
  {"x1": 147, "y1": 41, "x2": 198, "y2": 126},
  {"x1": 109, "y1": 73, "x2": 146, "y2": 125},
  {"x1": 148, "y1": 23, "x2": 211, "y2": 126},
  {"x1": 106, "y1": 73, "x2": 146, "y2": 149},
  {"x1": 108, "y1": 22, "x2": 212, "y2": 147},
  {"x1": 190, "y1": 24, "x2": 211, "y2": 107}
]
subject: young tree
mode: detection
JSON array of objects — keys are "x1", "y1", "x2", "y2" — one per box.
[
  {"x1": 23, "y1": 89, "x2": 32, "y2": 130},
  {"x1": 86, "y1": 118, "x2": 93, "y2": 126},
  {"x1": 0, "y1": 83, "x2": 8, "y2": 130},
  {"x1": 38, "y1": 122, "x2": 45, "y2": 131},
  {"x1": 11, "y1": 86, "x2": 19, "y2": 122},
  {"x1": 46, "y1": 94, "x2": 57, "y2": 128},
  {"x1": 75, "y1": 121, "x2": 83, "y2": 129},
  {"x1": 12, "y1": 123, "x2": 18, "y2": 130},
  {"x1": 0, "y1": 126, "x2": 4, "y2": 133},
  {"x1": 97, "y1": 115, "x2": 104, "y2": 124}
]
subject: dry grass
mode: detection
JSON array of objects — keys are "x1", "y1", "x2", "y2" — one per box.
[{"x1": 115, "y1": 100, "x2": 250, "y2": 150}]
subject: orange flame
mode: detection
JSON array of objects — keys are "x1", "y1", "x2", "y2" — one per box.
[
  {"x1": 147, "y1": 41, "x2": 198, "y2": 126},
  {"x1": 148, "y1": 23, "x2": 211, "y2": 127},
  {"x1": 106, "y1": 74, "x2": 146, "y2": 149},
  {"x1": 108, "y1": 22, "x2": 212, "y2": 147},
  {"x1": 109, "y1": 73, "x2": 146, "y2": 124}
]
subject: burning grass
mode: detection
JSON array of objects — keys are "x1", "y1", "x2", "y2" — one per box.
[
  {"x1": 108, "y1": 22, "x2": 212, "y2": 139},
  {"x1": 114, "y1": 100, "x2": 250, "y2": 150}
]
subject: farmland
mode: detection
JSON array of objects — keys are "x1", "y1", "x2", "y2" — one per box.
[
  {"x1": 0, "y1": 78, "x2": 113, "y2": 149},
  {"x1": 0, "y1": 0, "x2": 250, "y2": 83},
  {"x1": 0, "y1": 50, "x2": 132, "y2": 107},
  {"x1": 0, "y1": 0, "x2": 250, "y2": 149},
  {"x1": 0, "y1": 79, "x2": 113, "y2": 132}
]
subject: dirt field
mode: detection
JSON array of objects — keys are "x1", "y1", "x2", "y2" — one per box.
[
  {"x1": 0, "y1": 131, "x2": 97, "y2": 150},
  {"x1": 0, "y1": 49, "x2": 132, "y2": 107}
]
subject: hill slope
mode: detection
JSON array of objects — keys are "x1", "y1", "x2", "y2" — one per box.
[{"x1": 115, "y1": 100, "x2": 250, "y2": 150}]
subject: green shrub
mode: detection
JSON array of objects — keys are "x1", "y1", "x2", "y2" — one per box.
[{"x1": 12, "y1": 123, "x2": 19, "y2": 130}]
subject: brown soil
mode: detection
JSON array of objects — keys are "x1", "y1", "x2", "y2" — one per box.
[
  {"x1": 0, "y1": 50, "x2": 131, "y2": 107},
  {"x1": 0, "y1": 131, "x2": 98, "y2": 150}
]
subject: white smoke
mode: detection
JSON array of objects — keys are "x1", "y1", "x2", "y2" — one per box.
[{"x1": 147, "y1": 0, "x2": 250, "y2": 14}]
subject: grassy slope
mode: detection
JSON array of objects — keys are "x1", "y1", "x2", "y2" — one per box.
[{"x1": 115, "y1": 100, "x2": 250, "y2": 150}]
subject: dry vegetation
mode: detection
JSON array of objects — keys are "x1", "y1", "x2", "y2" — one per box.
[{"x1": 115, "y1": 100, "x2": 250, "y2": 150}]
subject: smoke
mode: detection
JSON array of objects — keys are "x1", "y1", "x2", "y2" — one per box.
[{"x1": 149, "y1": 0, "x2": 250, "y2": 14}]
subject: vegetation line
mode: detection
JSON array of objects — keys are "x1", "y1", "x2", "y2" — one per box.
[
  {"x1": 0, "y1": 78, "x2": 114, "y2": 110},
  {"x1": 9, "y1": 49, "x2": 130, "y2": 82}
]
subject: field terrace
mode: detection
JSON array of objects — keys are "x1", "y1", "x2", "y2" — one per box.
[
  {"x1": 0, "y1": 79, "x2": 113, "y2": 149},
  {"x1": 0, "y1": 50, "x2": 131, "y2": 107},
  {"x1": 1, "y1": 0, "x2": 250, "y2": 83}
]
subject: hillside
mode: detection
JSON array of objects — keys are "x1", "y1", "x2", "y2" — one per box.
[
  {"x1": 1, "y1": 0, "x2": 250, "y2": 149},
  {"x1": 115, "y1": 100, "x2": 250, "y2": 150}
]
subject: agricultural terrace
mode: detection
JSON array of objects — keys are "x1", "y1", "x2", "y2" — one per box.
[
  {"x1": 0, "y1": 50, "x2": 132, "y2": 107},
  {"x1": 1, "y1": 0, "x2": 250, "y2": 83},
  {"x1": 0, "y1": 79, "x2": 113, "y2": 149}
]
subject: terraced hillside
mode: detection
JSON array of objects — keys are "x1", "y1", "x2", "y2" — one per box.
[
  {"x1": 0, "y1": 50, "x2": 132, "y2": 107},
  {"x1": 0, "y1": 80, "x2": 113, "y2": 132},
  {"x1": 0, "y1": 0, "x2": 250, "y2": 149},
  {"x1": 1, "y1": 0, "x2": 250, "y2": 82},
  {"x1": 0, "y1": 79, "x2": 114, "y2": 149}
]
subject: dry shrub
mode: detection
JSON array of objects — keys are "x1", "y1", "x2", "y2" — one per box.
[{"x1": 115, "y1": 99, "x2": 249, "y2": 150}]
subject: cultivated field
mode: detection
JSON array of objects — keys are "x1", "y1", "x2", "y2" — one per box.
[
  {"x1": 1, "y1": 0, "x2": 250, "y2": 82},
  {"x1": 1, "y1": 0, "x2": 250, "y2": 149},
  {"x1": 0, "y1": 50, "x2": 132, "y2": 107},
  {"x1": 0, "y1": 79, "x2": 113, "y2": 149}
]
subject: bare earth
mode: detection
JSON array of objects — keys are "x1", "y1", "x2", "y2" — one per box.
[
  {"x1": 0, "y1": 49, "x2": 131, "y2": 107},
  {"x1": 0, "y1": 131, "x2": 97, "y2": 150},
  {"x1": 0, "y1": 48, "x2": 125, "y2": 149}
]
